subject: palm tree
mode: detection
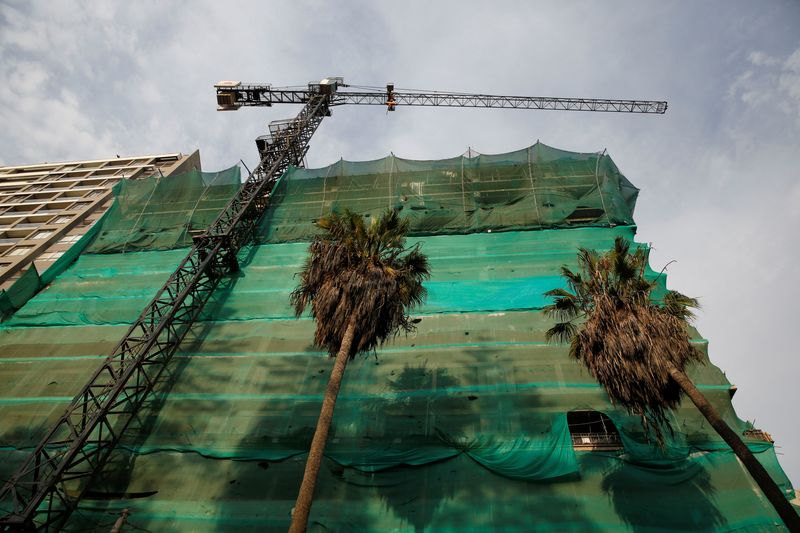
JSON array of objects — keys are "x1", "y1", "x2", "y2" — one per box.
[
  {"x1": 544, "y1": 237, "x2": 799, "y2": 530},
  {"x1": 288, "y1": 208, "x2": 430, "y2": 533}
]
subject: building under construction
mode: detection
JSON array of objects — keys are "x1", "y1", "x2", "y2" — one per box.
[
  {"x1": 0, "y1": 141, "x2": 796, "y2": 531},
  {"x1": 1, "y1": 79, "x2": 798, "y2": 531}
]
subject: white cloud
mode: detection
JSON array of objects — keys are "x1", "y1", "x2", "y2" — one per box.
[
  {"x1": 748, "y1": 50, "x2": 781, "y2": 67},
  {"x1": 778, "y1": 50, "x2": 800, "y2": 103},
  {"x1": 729, "y1": 46, "x2": 800, "y2": 125}
]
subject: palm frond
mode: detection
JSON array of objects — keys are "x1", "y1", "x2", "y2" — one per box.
[
  {"x1": 662, "y1": 290, "x2": 699, "y2": 321},
  {"x1": 542, "y1": 292, "x2": 581, "y2": 321},
  {"x1": 559, "y1": 266, "x2": 581, "y2": 284},
  {"x1": 545, "y1": 321, "x2": 578, "y2": 344},
  {"x1": 544, "y1": 287, "x2": 575, "y2": 299},
  {"x1": 611, "y1": 238, "x2": 637, "y2": 282},
  {"x1": 612, "y1": 236, "x2": 631, "y2": 257},
  {"x1": 545, "y1": 237, "x2": 702, "y2": 444},
  {"x1": 294, "y1": 208, "x2": 429, "y2": 359},
  {"x1": 576, "y1": 248, "x2": 600, "y2": 274}
]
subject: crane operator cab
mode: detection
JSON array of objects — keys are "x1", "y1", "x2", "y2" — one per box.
[
  {"x1": 316, "y1": 77, "x2": 344, "y2": 95},
  {"x1": 215, "y1": 80, "x2": 242, "y2": 111}
]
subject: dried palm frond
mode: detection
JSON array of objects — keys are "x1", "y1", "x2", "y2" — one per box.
[
  {"x1": 291, "y1": 209, "x2": 430, "y2": 358},
  {"x1": 546, "y1": 236, "x2": 701, "y2": 444}
]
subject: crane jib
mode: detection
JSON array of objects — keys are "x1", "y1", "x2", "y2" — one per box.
[{"x1": 214, "y1": 82, "x2": 667, "y2": 114}]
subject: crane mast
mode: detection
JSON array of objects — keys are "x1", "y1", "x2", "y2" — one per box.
[
  {"x1": 0, "y1": 84, "x2": 333, "y2": 533},
  {"x1": 0, "y1": 77, "x2": 666, "y2": 531}
]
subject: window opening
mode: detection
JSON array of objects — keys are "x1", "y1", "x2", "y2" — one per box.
[
  {"x1": 32, "y1": 230, "x2": 54, "y2": 240},
  {"x1": 567, "y1": 410, "x2": 622, "y2": 451},
  {"x1": 565, "y1": 206, "x2": 605, "y2": 223},
  {"x1": 7, "y1": 247, "x2": 33, "y2": 257},
  {"x1": 743, "y1": 429, "x2": 774, "y2": 443},
  {"x1": 58, "y1": 235, "x2": 82, "y2": 245},
  {"x1": 39, "y1": 251, "x2": 65, "y2": 261}
]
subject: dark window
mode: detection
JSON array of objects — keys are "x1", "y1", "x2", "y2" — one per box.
[
  {"x1": 743, "y1": 429, "x2": 773, "y2": 443},
  {"x1": 567, "y1": 410, "x2": 622, "y2": 450},
  {"x1": 565, "y1": 206, "x2": 605, "y2": 223}
]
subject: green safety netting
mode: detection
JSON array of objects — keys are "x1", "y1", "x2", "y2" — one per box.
[
  {"x1": 257, "y1": 142, "x2": 638, "y2": 243},
  {"x1": 0, "y1": 266, "x2": 40, "y2": 321},
  {"x1": 0, "y1": 166, "x2": 240, "y2": 319},
  {"x1": 0, "y1": 207, "x2": 108, "y2": 320},
  {"x1": 4, "y1": 228, "x2": 665, "y2": 328},
  {"x1": 86, "y1": 165, "x2": 241, "y2": 253},
  {"x1": 0, "y1": 144, "x2": 796, "y2": 531}
]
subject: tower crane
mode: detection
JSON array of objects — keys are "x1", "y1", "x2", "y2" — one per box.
[
  {"x1": 0, "y1": 77, "x2": 666, "y2": 531},
  {"x1": 214, "y1": 78, "x2": 666, "y2": 113}
]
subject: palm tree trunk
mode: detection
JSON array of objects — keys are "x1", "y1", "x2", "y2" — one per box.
[
  {"x1": 667, "y1": 364, "x2": 800, "y2": 530},
  {"x1": 288, "y1": 317, "x2": 358, "y2": 533}
]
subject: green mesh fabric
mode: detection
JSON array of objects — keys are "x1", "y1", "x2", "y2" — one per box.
[
  {"x1": 0, "y1": 207, "x2": 107, "y2": 320},
  {"x1": 86, "y1": 166, "x2": 241, "y2": 253},
  {"x1": 258, "y1": 142, "x2": 638, "y2": 243},
  {"x1": 0, "y1": 146, "x2": 796, "y2": 531},
  {"x1": 0, "y1": 166, "x2": 240, "y2": 319},
  {"x1": 0, "y1": 266, "x2": 40, "y2": 321},
  {"x1": 5, "y1": 228, "x2": 664, "y2": 328}
]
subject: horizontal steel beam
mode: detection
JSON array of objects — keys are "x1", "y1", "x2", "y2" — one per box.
[
  {"x1": 341, "y1": 91, "x2": 667, "y2": 113},
  {"x1": 216, "y1": 85, "x2": 667, "y2": 114}
]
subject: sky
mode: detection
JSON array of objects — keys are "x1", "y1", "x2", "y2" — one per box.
[{"x1": 1, "y1": 0, "x2": 799, "y2": 485}]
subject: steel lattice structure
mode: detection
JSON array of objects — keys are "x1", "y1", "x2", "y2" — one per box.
[
  {"x1": 213, "y1": 80, "x2": 667, "y2": 114},
  {"x1": 0, "y1": 77, "x2": 665, "y2": 531}
]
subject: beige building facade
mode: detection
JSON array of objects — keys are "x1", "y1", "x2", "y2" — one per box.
[{"x1": 0, "y1": 151, "x2": 200, "y2": 289}]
